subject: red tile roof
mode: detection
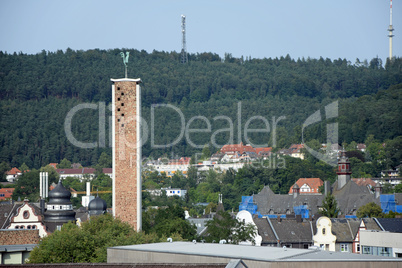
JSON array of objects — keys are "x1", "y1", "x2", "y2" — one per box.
[
  {"x1": 57, "y1": 168, "x2": 112, "y2": 175},
  {"x1": 6, "y1": 167, "x2": 21, "y2": 175},
  {"x1": 352, "y1": 178, "x2": 376, "y2": 188},
  {"x1": 288, "y1": 178, "x2": 323, "y2": 194},
  {"x1": 0, "y1": 230, "x2": 40, "y2": 245},
  {"x1": 0, "y1": 188, "x2": 14, "y2": 200},
  {"x1": 220, "y1": 143, "x2": 272, "y2": 155}
]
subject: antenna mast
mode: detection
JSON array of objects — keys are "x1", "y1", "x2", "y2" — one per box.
[
  {"x1": 181, "y1": 15, "x2": 188, "y2": 64},
  {"x1": 388, "y1": 0, "x2": 394, "y2": 60}
]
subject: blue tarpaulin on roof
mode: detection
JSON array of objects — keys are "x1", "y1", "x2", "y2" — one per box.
[
  {"x1": 294, "y1": 205, "x2": 309, "y2": 218},
  {"x1": 239, "y1": 196, "x2": 258, "y2": 214},
  {"x1": 381, "y1": 194, "x2": 397, "y2": 213},
  {"x1": 397, "y1": 206, "x2": 402, "y2": 213},
  {"x1": 345, "y1": 215, "x2": 357, "y2": 219}
]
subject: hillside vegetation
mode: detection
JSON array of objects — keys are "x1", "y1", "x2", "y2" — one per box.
[{"x1": 0, "y1": 49, "x2": 401, "y2": 168}]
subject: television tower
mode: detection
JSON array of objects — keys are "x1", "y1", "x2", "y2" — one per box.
[
  {"x1": 181, "y1": 14, "x2": 188, "y2": 64},
  {"x1": 388, "y1": 0, "x2": 394, "y2": 60}
]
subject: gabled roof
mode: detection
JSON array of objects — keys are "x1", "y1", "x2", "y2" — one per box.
[
  {"x1": 0, "y1": 188, "x2": 14, "y2": 199},
  {"x1": 375, "y1": 218, "x2": 402, "y2": 233},
  {"x1": 330, "y1": 218, "x2": 360, "y2": 242},
  {"x1": 6, "y1": 167, "x2": 21, "y2": 175},
  {"x1": 288, "y1": 178, "x2": 323, "y2": 194},
  {"x1": 352, "y1": 178, "x2": 376, "y2": 188},
  {"x1": 253, "y1": 186, "x2": 324, "y2": 216},
  {"x1": 332, "y1": 180, "x2": 380, "y2": 216}
]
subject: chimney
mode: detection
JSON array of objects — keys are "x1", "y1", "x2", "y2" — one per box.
[
  {"x1": 324, "y1": 181, "x2": 331, "y2": 195},
  {"x1": 375, "y1": 182, "x2": 382, "y2": 199},
  {"x1": 292, "y1": 183, "x2": 300, "y2": 199},
  {"x1": 86, "y1": 181, "x2": 91, "y2": 196}
]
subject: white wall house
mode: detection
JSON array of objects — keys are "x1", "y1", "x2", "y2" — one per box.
[
  {"x1": 7, "y1": 199, "x2": 47, "y2": 238},
  {"x1": 313, "y1": 216, "x2": 336, "y2": 251}
]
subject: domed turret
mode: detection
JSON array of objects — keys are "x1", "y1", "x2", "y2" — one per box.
[
  {"x1": 44, "y1": 180, "x2": 76, "y2": 232},
  {"x1": 47, "y1": 180, "x2": 71, "y2": 205},
  {"x1": 88, "y1": 195, "x2": 107, "y2": 216}
]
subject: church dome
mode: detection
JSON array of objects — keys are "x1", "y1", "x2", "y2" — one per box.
[
  {"x1": 48, "y1": 180, "x2": 71, "y2": 205},
  {"x1": 88, "y1": 196, "x2": 107, "y2": 216}
]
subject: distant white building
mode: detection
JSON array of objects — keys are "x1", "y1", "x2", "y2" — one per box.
[{"x1": 56, "y1": 168, "x2": 112, "y2": 181}]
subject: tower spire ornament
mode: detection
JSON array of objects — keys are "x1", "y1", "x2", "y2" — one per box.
[{"x1": 120, "y1": 51, "x2": 130, "y2": 78}]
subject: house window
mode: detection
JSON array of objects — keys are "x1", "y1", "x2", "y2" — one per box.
[
  {"x1": 117, "y1": 87, "x2": 120, "y2": 90},
  {"x1": 117, "y1": 98, "x2": 120, "y2": 101},
  {"x1": 60, "y1": 206, "x2": 62, "y2": 209},
  {"x1": 57, "y1": 225, "x2": 62, "y2": 231},
  {"x1": 117, "y1": 108, "x2": 120, "y2": 111},
  {"x1": 322, "y1": 228, "x2": 326, "y2": 235},
  {"x1": 23, "y1": 210, "x2": 29, "y2": 219},
  {"x1": 20, "y1": 225, "x2": 25, "y2": 229},
  {"x1": 357, "y1": 244, "x2": 360, "y2": 252},
  {"x1": 121, "y1": 92, "x2": 124, "y2": 95},
  {"x1": 121, "y1": 103, "x2": 124, "y2": 106},
  {"x1": 341, "y1": 244, "x2": 348, "y2": 252},
  {"x1": 15, "y1": 226, "x2": 19, "y2": 229},
  {"x1": 32, "y1": 225, "x2": 36, "y2": 229},
  {"x1": 27, "y1": 225, "x2": 31, "y2": 229}
]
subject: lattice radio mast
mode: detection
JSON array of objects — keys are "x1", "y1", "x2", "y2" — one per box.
[
  {"x1": 181, "y1": 15, "x2": 188, "y2": 64},
  {"x1": 388, "y1": 0, "x2": 395, "y2": 60}
]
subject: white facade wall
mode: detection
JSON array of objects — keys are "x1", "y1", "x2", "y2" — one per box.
[{"x1": 360, "y1": 230, "x2": 402, "y2": 258}]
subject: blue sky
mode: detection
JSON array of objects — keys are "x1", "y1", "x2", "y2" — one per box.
[{"x1": 0, "y1": 0, "x2": 401, "y2": 63}]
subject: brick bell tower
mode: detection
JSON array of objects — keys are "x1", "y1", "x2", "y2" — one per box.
[
  {"x1": 111, "y1": 78, "x2": 142, "y2": 231},
  {"x1": 336, "y1": 150, "x2": 351, "y2": 190}
]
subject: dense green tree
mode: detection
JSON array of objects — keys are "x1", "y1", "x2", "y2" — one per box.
[
  {"x1": 28, "y1": 214, "x2": 167, "y2": 263},
  {"x1": 142, "y1": 205, "x2": 196, "y2": 240},
  {"x1": 57, "y1": 158, "x2": 72, "y2": 169},
  {"x1": 205, "y1": 210, "x2": 256, "y2": 244},
  {"x1": 320, "y1": 194, "x2": 339, "y2": 218},
  {"x1": 0, "y1": 162, "x2": 10, "y2": 182},
  {"x1": 12, "y1": 170, "x2": 40, "y2": 201},
  {"x1": 19, "y1": 163, "x2": 29, "y2": 172},
  {"x1": 97, "y1": 152, "x2": 112, "y2": 168},
  {"x1": 356, "y1": 202, "x2": 383, "y2": 218}
]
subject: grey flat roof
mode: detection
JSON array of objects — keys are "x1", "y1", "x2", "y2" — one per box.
[
  {"x1": 0, "y1": 244, "x2": 37, "y2": 252},
  {"x1": 110, "y1": 242, "x2": 401, "y2": 262}
]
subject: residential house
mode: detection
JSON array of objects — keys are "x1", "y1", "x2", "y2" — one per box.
[
  {"x1": 0, "y1": 188, "x2": 14, "y2": 201},
  {"x1": 5, "y1": 168, "x2": 21, "y2": 183},
  {"x1": 5, "y1": 198, "x2": 47, "y2": 237},
  {"x1": 288, "y1": 144, "x2": 305, "y2": 160},
  {"x1": 356, "y1": 143, "x2": 366, "y2": 152},
  {"x1": 48, "y1": 163, "x2": 58, "y2": 169},
  {"x1": 353, "y1": 218, "x2": 382, "y2": 254},
  {"x1": 313, "y1": 216, "x2": 336, "y2": 251},
  {"x1": 56, "y1": 167, "x2": 112, "y2": 181},
  {"x1": 288, "y1": 178, "x2": 323, "y2": 195},
  {"x1": 165, "y1": 188, "x2": 187, "y2": 198}
]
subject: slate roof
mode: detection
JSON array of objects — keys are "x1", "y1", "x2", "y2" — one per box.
[
  {"x1": 0, "y1": 202, "x2": 20, "y2": 229},
  {"x1": 331, "y1": 180, "x2": 380, "y2": 216},
  {"x1": 362, "y1": 218, "x2": 382, "y2": 231},
  {"x1": 330, "y1": 218, "x2": 360, "y2": 242},
  {"x1": 253, "y1": 186, "x2": 325, "y2": 216},
  {"x1": 375, "y1": 218, "x2": 402, "y2": 233},
  {"x1": 253, "y1": 217, "x2": 277, "y2": 244},
  {"x1": 270, "y1": 218, "x2": 314, "y2": 243}
]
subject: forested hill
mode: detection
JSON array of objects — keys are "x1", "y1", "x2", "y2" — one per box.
[{"x1": 0, "y1": 49, "x2": 401, "y2": 169}]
